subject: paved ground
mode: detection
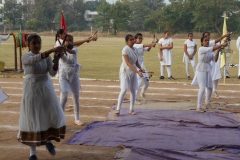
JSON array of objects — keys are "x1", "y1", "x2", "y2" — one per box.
[{"x1": 0, "y1": 77, "x2": 240, "y2": 160}]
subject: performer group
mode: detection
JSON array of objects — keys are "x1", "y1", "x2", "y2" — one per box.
[{"x1": 0, "y1": 29, "x2": 234, "y2": 160}]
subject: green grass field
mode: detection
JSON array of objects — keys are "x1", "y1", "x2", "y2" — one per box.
[{"x1": 0, "y1": 35, "x2": 240, "y2": 84}]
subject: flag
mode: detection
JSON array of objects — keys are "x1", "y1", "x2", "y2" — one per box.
[
  {"x1": 220, "y1": 12, "x2": 227, "y2": 68},
  {"x1": 60, "y1": 11, "x2": 67, "y2": 33}
]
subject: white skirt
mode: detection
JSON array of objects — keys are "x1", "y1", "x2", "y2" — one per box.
[
  {"x1": 18, "y1": 74, "x2": 66, "y2": 146},
  {"x1": 119, "y1": 72, "x2": 138, "y2": 90}
]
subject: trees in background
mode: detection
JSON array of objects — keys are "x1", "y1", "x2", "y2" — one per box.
[{"x1": 1, "y1": 0, "x2": 240, "y2": 34}]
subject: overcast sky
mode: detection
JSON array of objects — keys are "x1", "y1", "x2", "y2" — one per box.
[{"x1": 106, "y1": 0, "x2": 170, "y2": 4}]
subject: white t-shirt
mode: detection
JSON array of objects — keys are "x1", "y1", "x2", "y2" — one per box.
[{"x1": 133, "y1": 44, "x2": 148, "y2": 62}]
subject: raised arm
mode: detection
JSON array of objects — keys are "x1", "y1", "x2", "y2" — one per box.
[
  {"x1": 1, "y1": 34, "x2": 10, "y2": 41},
  {"x1": 73, "y1": 36, "x2": 96, "y2": 47},
  {"x1": 214, "y1": 32, "x2": 231, "y2": 44}
]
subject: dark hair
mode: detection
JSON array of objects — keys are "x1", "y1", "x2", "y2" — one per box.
[
  {"x1": 164, "y1": 31, "x2": 169, "y2": 34},
  {"x1": 67, "y1": 34, "x2": 73, "y2": 42},
  {"x1": 55, "y1": 29, "x2": 65, "y2": 42},
  {"x1": 125, "y1": 34, "x2": 133, "y2": 42},
  {"x1": 27, "y1": 34, "x2": 41, "y2": 44},
  {"x1": 188, "y1": 33, "x2": 193, "y2": 36},
  {"x1": 135, "y1": 33, "x2": 143, "y2": 39},
  {"x1": 200, "y1": 36, "x2": 209, "y2": 46},
  {"x1": 202, "y1": 32, "x2": 210, "y2": 37}
]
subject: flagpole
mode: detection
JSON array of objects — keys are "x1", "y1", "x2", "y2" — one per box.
[{"x1": 221, "y1": 12, "x2": 228, "y2": 84}]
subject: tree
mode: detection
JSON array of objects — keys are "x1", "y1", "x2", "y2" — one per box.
[
  {"x1": 3, "y1": 0, "x2": 23, "y2": 26},
  {"x1": 110, "y1": 1, "x2": 131, "y2": 34},
  {"x1": 190, "y1": 0, "x2": 240, "y2": 35},
  {"x1": 95, "y1": 0, "x2": 112, "y2": 32}
]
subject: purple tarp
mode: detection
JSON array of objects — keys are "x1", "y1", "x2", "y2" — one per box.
[
  {"x1": 124, "y1": 147, "x2": 240, "y2": 160},
  {"x1": 66, "y1": 109, "x2": 240, "y2": 155}
]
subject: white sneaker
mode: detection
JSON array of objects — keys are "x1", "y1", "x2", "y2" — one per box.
[
  {"x1": 140, "y1": 93, "x2": 146, "y2": 99},
  {"x1": 135, "y1": 100, "x2": 141, "y2": 105},
  {"x1": 213, "y1": 92, "x2": 219, "y2": 98}
]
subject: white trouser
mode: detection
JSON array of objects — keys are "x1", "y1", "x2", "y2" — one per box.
[
  {"x1": 117, "y1": 87, "x2": 135, "y2": 111},
  {"x1": 212, "y1": 80, "x2": 218, "y2": 92},
  {"x1": 185, "y1": 61, "x2": 196, "y2": 76},
  {"x1": 60, "y1": 92, "x2": 80, "y2": 121},
  {"x1": 160, "y1": 65, "x2": 172, "y2": 77},
  {"x1": 225, "y1": 56, "x2": 229, "y2": 76},
  {"x1": 197, "y1": 72, "x2": 212, "y2": 109},
  {"x1": 135, "y1": 77, "x2": 149, "y2": 99}
]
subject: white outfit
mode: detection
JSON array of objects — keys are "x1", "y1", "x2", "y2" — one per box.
[
  {"x1": 0, "y1": 34, "x2": 10, "y2": 44},
  {"x1": 183, "y1": 39, "x2": 196, "y2": 76},
  {"x1": 209, "y1": 41, "x2": 222, "y2": 93},
  {"x1": 18, "y1": 51, "x2": 66, "y2": 146},
  {"x1": 133, "y1": 44, "x2": 149, "y2": 99},
  {"x1": 191, "y1": 47, "x2": 214, "y2": 109},
  {"x1": 158, "y1": 37, "x2": 173, "y2": 77},
  {"x1": 117, "y1": 45, "x2": 138, "y2": 111},
  {"x1": 59, "y1": 47, "x2": 82, "y2": 121},
  {"x1": 236, "y1": 36, "x2": 240, "y2": 77}
]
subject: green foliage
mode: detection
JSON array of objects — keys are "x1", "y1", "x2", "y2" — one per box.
[{"x1": 2, "y1": 0, "x2": 240, "y2": 34}]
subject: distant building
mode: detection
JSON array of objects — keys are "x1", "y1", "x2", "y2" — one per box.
[{"x1": 84, "y1": 10, "x2": 98, "y2": 27}]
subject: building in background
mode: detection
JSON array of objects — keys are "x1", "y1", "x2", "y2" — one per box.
[{"x1": 84, "y1": 10, "x2": 98, "y2": 27}]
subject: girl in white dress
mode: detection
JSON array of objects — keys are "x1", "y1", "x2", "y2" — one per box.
[
  {"x1": 191, "y1": 36, "x2": 227, "y2": 112},
  {"x1": 158, "y1": 31, "x2": 175, "y2": 80},
  {"x1": 115, "y1": 34, "x2": 144, "y2": 115},
  {"x1": 202, "y1": 32, "x2": 231, "y2": 98},
  {"x1": 183, "y1": 33, "x2": 197, "y2": 80},
  {"x1": 133, "y1": 33, "x2": 156, "y2": 102},
  {"x1": 59, "y1": 35, "x2": 95, "y2": 126},
  {"x1": 17, "y1": 34, "x2": 66, "y2": 160}
]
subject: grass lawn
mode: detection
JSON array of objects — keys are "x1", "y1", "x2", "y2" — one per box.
[{"x1": 0, "y1": 35, "x2": 240, "y2": 84}]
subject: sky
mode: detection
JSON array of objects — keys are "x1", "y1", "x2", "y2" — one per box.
[{"x1": 106, "y1": 0, "x2": 170, "y2": 4}]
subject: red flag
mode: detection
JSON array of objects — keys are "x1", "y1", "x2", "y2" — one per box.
[{"x1": 60, "y1": 11, "x2": 67, "y2": 32}]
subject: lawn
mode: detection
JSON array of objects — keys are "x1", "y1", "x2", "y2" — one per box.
[{"x1": 0, "y1": 35, "x2": 239, "y2": 84}]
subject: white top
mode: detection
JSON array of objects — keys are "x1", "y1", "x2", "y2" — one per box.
[
  {"x1": 236, "y1": 36, "x2": 240, "y2": 50},
  {"x1": 158, "y1": 37, "x2": 173, "y2": 65},
  {"x1": 133, "y1": 44, "x2": 148, "y2": 63},
  {"x1": 119, "y1": 45, "x2": 138, "y2": 76},
  {"x1": 184, "y1": 39, "x2": 196, "y2": 55},
  {"x1": 55, "y1": 39, "x2": 63, "y2": 47},
  {"x1": 196, "y1": 47, "x2": 214, "y2": 72},
  {"x1": 0, "y1": 34, "x2": 10, "y2": 44},
  {"x1": 22, "y1": 51, "x2": 57, "y2": 76}
]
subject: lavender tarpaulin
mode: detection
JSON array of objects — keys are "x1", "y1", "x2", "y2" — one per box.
[
  {"x1": 124, "y1": 147, "x2": 240, "y2": 160},
  {"x1": 66, "y1": 109, "x2": 240, "y2": 157}
]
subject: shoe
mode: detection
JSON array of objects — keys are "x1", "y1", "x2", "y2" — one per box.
[
  {"x1": 46, "y1": 142, "x2": 56, "y2": 155},
  {"x1": 168, "y1": 76, "x2": 176, "y2": 80},
  {"x1": 135, "y1": 100, "x2": 141, "y2": 105},
  {"x1": 140, "y1": 93, "x2": 146, "y2": 99},
  {"x1": 238, "y1": 76, "x2": 240, "y2": 79},
  {"x1": 115, "y1": 110, "x2": 120, "y2": 115},
  {"x1": 75, "y1": 120, "x2": 84, "y2": 126},
  {"x1": 226, "y1": 76, "x2": 230, "y2": 78},
  {"x1": 187, "y1": 76, "x2": 191, "y2": 80},
  {"x1": 160, "y1": 76, "x2": 164, "y2": 79},
  {"x1": 205, "y1": 103, "x2": 215, "y2": 109},
  {"x1": 29, "y1": 155, "x2": 38, "y2": 160},
  {"x1": 129, "y1": 110, "x2": 136, "y2": 115},
  {"x1": 196, "y1": 108, "x2": 205, "y2": 113},
  {"x1": 213, "y1": 91, "x2": 219, "y2": 98}
]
